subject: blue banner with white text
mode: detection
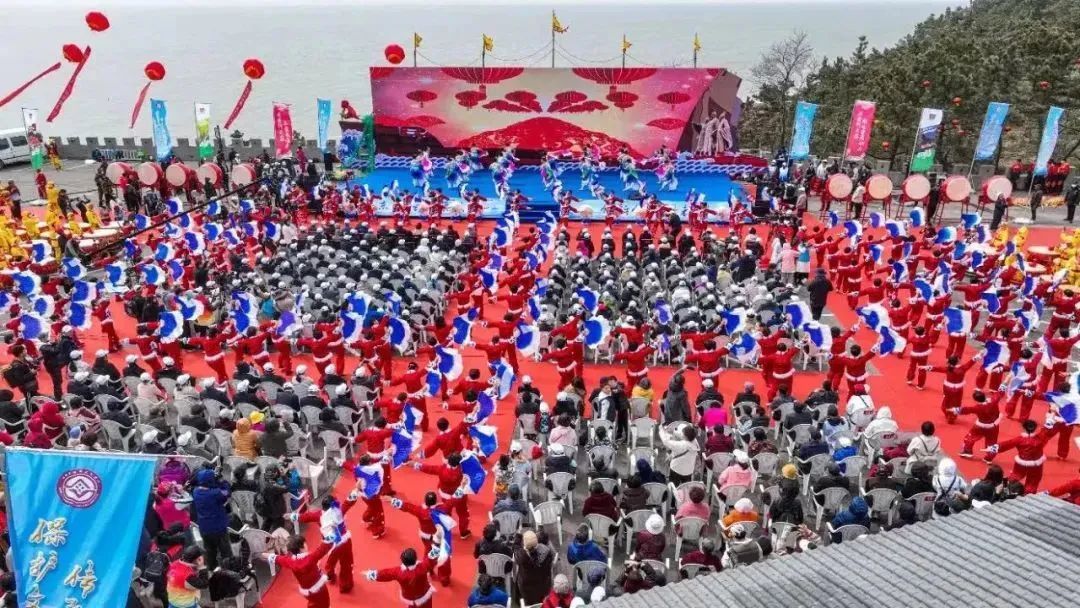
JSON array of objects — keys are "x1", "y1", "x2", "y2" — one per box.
[
  {"x1": 150, "y1": 98, "x2": 172, "y2": 162},
  {"x1": 317, "y1": 98, "x2": 332, "y2": 152},
  {"x1": 6, "y1": 449, "x2": 156, "y2": 608},
  {"x1": 973, "y1": 102, "x2": 1009, "y2": 161},
  {"x1": 789, "y1": 101, "x2": 818, "y2": 161},
  {"x1": 1034, "y1": 106, "x2": 1065, "y2": 176}
]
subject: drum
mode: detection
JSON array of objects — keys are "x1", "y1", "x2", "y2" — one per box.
[
  {"x1": 901, "y1": 174, "x2": 931, "y2": 201},
  {"x1": 825, "y1": 174, "x2": 854, "y2": 200},
  {"x1": 230, "y1": 163, "x2": 257, "y2": 187},
  {"x1": 866, "y1": 174, "x2": 894, "y2": 200},
  {"x1": 137, "y1": 162, "x2": 163, "y2": 186},
  {"x1": 105, "y1": 161, "x2": 133, "y2": 185},
  {"x1": 982, "y1": 175, "x2": 1013, "y2": 202},
  {"x1": 197, "y1": 162, "x2": 224, "y2": 187},
  {"x1": 165, "y1": 163, "x2": 195, "y2": 188},
  {"x1": 942, "y1": 175, "x2": 972, "y2": 203},
  {"x1": 86, "y1": 227, "x2": 120, "y2": 240}
]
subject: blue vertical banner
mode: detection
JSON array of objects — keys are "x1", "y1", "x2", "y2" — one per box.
[
  {"x1": 6, "y1": 449, "x2": 156, "y2": 608},
  {"x1": 974, "y1": 102, "x2": 1010, "y2": 161},
  {"x1": 789, "y1": 101, "x2": 818, "y2": 161},
  {"x1": 150, "y1": 98, "x2": 172, "y2": 162},
  {"x1": 316, "y1": 98, "x2": 332, "y2": 152},
  {"x1": 1034, "y1": 106, "x2": 1065, "y2": 176}
]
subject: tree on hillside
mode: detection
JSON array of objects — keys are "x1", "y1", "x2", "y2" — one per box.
[{"x1": 749, "y1": 30, "x2": 815, "y2": 150}]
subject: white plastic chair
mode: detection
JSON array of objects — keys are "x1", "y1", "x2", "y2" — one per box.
[{"x1": 530, "y1": 500, "x2": 565, "y2": 546}]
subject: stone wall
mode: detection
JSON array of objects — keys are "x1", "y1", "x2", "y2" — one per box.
[{"x1": 49, "y1": 136, "x2": 337, "y2": 163}]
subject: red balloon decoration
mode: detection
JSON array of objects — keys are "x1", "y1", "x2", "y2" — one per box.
[
  {"x1": 385, "y1": 44, "x2": 406, "y2": 65},
  {"x1": 63, "y1": 44, "x2": 85, "y2": 63},
  {"x1": 225, "y1": 59, "x2": 266, "y2": 129},
  {"x1": 243, "y1": 59, "x2": 266, "y2": 80},
  {"x1": 131, "y1": 61, "x2": 167, "y2": 128},
  {"x1": 1038, "y1": 80, "x2": 1050, "y2": 90},
  {"x1": 951, "y1": 96, "x2": 962, "y2": 106},
  {"x1": 85, "y1": 11, "x2": 110, "y2": 32},
  {"x1": 144, "y1": 61, "x2": 166, "y2": 81}
]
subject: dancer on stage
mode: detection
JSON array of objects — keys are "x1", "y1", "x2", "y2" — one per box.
[
  {"x1": 540, "y1": 155, "x2": 562, "y2": 191},
  {"x1": 445, "y1": 153, "x2": 470, "y2": 190},
  {"x1": 387, "y1": 492, "x2": 456, "y2": 585},
  {"x1": 579, "y1": 155, "x2": 597, "y2": 190},
  {"x1": 295, "y1": 493, "x2": 359, "y2": 592},
  {"x1": 410, "y1": 150, "x2": 433, "y2": 191},
  {"x1": 263, "y1": 536, "x2": 335, "y2": 608},
  {"x1": 364, "y1": 544, "x2": 446, "y2": 608},
  {"x1": 657, "y1": 159, "x2": 678, "y2": 191},
  {"x1": 466, "y1": 147, "x2": 485, "y2": 172}
]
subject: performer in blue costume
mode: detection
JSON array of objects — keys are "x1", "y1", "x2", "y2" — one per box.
[
  {"x1": 539, "y1": 155, "x2": 562, "y2": 191},
  {"x1": 409, "y1": 149, "x2": 433, "y2": 190},
  {"x1": 579, "y1": 156, "x2": 596, "y2": 190},
  {"x1": 656, "y1": 159, "x2": 678, "y2": 191}
]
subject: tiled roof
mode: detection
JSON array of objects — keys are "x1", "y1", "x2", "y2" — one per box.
[{"x1": 601, "y1": 494, "x2": 1080, "y2": 608}]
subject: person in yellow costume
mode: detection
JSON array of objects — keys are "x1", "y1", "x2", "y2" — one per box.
[
  {"x1": 65, "y1": 218, "x2": 85, "y2": 237},
  {"x1": 22, "y1": 216, "x2": 40, "y2": 239},
  {"x1": 45, "y1": 204, "x2": 63, "y2": 229},
  {"x1": 85, "y1": 205, "x2": 102, "y2": 230}
]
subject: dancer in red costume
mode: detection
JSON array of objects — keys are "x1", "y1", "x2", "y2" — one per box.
[
  {"x1": 387, "y1": 492, "x2": 455, "y2": 585},
  {"x1": 295, "y1": 493, "x2": 360, "y2": 592},
  {"x1": 948, "y1": 389, "x2": 1004, "y2": 461},
  {"x1": 987, "y1": 416, "x2": 1062, "y2": 494},
  {"x1": 413, "y1": 452, "x2": 471, "y2": 539},
  {"x1": 924, "y1": 353, "x2": 981, "y2": 415},
  {"x1": 263, "y1": 535, "x2": 335, "y2": 608},
  {"x1": 364, "y1": 544, "x2": 446, "y2": 608}
]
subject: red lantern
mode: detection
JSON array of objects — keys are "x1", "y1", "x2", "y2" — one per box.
[
  {"x1": 85, "y1": 11, "x2": 110, "y2": 32},
  {"x1": 950, "y1": 118, "x2": 959, "y2": 127},
  {"x1": 952, "y1": 96, "x2": 962, "y2": 106},
  {"x1": 144, "y1": 61, "x2": 166, "y2": 81},
  {"x1": 384, "y1": 44, "x2": 406, "y2": 65},
  {"x1": 243, "y1": 59, "x2": 265, "y2": 80},
  {"x1": 881, "y1": 141, "x2": 890, "y2": 150},
  {"x1": 1003, "y1": 126, "x2": 1012, "y2": 133},
  {"x1": 920, "y1": 80, "x2": 931, "y2": 88},
  {"x1": 1039, "y1": 80, "x2": 1050, "y2": 90},
  {"x1": 63, "y1": 44, "x2": 84, "y2": 63}
]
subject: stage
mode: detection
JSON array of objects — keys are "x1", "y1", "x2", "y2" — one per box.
[{"x1": 342, "y1": 157, "x2": 748, "y2": 222}]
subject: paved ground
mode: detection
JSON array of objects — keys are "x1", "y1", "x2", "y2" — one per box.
[{"x1": 1, "y1": 158, "x2": 1076, "y2": 228}]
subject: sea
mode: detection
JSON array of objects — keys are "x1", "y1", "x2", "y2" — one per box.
[{"x1": 0, "y1": 0, "x2": 959, "y2": 140}]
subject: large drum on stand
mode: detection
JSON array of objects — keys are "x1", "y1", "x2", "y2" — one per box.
[
  {"x1": 137, "y1": 162, "x2": 163, "y2": 187},
  {"x1": 982, "y1": 175, "x2": 1013, "y2": 203},
  {"x1": 826, "y1": 174, "x2": 854, "y2": 201},
  {"x1": 165, "y1": 163, "x2": 196, "y2": 188},
  {"x1": 866, "y1": 174, "x2": 894, "y2": 201},
  {"x1": 197, "y1": 162, "x2": 224, "y2": 188},
  {"x1": 942, "y1": 175, "x2": 972, "y2": 203},
  {"x1": 105, "y1": 161, "x2": 133, "y2": 185},
  {"x1": 901, "y1": 174, "x2": 931, "y2": 202},
  {"x1": 230, "y1": 163, "x2": 257, "y2": 187}
]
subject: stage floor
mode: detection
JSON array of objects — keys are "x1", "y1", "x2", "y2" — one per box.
[{"x1": 343, "y1": 165, "x2": 741, "y2": 221}]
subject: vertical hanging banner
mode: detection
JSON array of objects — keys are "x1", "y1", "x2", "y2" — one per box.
[
  {"x1": 22, "y1": 107, "x2": 44, "y2": 169},
  {"x1": 149, "y1": 98, "x2": 172, "y2": 161},
  {"x1": 273, "y1": 102, "x2": 293, "y2": 158},
  {"x1": 973, "y1": 102, "x2": 1010, "y2": 161},
  {"x1": 5, "y1": 449, "x2": 156, "y2": 608},
  {"x1": 789, "y1": 101, "x2": 818, "y2": 161},
  {"x1": 316, "y1": 98, "x2": 332, "y2": 152},
  {"x1": 909, "y1": 107, "x2": 944, "y2": 173},
  {"x1": 194, "y1": 102, "x2": 213, "y2": 160},
  {"x1": 1033, "y1": 106, "x2": 1065, "y2": 177},
  {"x1": 843, "y1": 100, "x2": 876, "y2": 162}
]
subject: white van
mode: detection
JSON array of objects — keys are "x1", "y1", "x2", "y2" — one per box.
[{"x1": 0, "y1": 128, "x2": 32, "y2": 168}]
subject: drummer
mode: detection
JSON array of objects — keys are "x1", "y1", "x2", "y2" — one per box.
[{"x1": 990, "y1": 194, "x2": 1009, "y2": 230}]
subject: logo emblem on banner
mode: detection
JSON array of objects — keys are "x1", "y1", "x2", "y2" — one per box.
[{"x1": 57, "y1": 469, "x2": 103, "y2": 508}]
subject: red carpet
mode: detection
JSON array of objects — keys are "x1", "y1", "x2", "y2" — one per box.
[{"x1": 3, "y1": 216, "x2": 1074, "y2": 608}]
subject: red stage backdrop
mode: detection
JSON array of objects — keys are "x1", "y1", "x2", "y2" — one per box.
[{"x1": 369, "y1": 67, "x2": 741, "y2": 159}]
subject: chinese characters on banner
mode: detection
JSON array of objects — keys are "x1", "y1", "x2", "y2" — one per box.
[
  {"x1": 1034, "y1": 106, "x2": 1065, "y2": 177},
  {"x1": 909, "y1": 108, "x2": 943, "y2": 173},
  {"x1": 5, "y1": 450, "x2": 156, "y2": 608},
  {"x1": 973, "y1": 102, "x2": 1010, "y2": 162},
  {"x1": 316, "y1": 98, "x2": 332, "y2": 152},
  {"x1": 843, "y1": 100, "x2": 876, "y2": 162},
  {"x1": 789, "y1": 101, "x2": 818, "y2": 161},
  {"x1": 149, "y1": 98, "x2": 172, "y2": 162},
  {"x1": 194, "y1": 102, "x2": 213, "y2": 160},
  {"x1": 273, "y1": 102, "x2": 293, "y2": 158},
  {"x1": 21, "y1": 108, "x2": 45, "y2": 169}
]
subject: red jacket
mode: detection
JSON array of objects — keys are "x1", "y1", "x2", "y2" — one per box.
[
  {"x1": 476, "y1": 342, "x2": 511, "y2": 365},
  {"x1": 841, "y1": 351, "x2": 875, "y2": 379},
  {"x1": 762, "y1": 349, "x2": 798, "y2": 380},
  {"x1": 374, "y1": 557, "x2": 437, "y2": 603},
  {"x1": 685, "y1": 348, "x2": 727, "y2": 375},
  {"x1": 422, "y1": 422, "x2": 469, "y2": 458},
  {"x1": 1050, "y1": 479, "x2": 1080, "y2": 505},
  {"x1": 956, "y1": 392, "x2": 1003, "y2": 428},
  {"x1": 271, "y1": 541, "x2": 333, "y2": 595},
  {"x1": 392, "y1": 368, "x2": 427, "y2": 395},
  {"x1": 996, "y1": 426, "x2": 1059, "y2": 467},
  {"x1": 356, "y1": 428, "x2": 394, "y2": 455},
  {"x1": 417, "y1": 463, "x2": 464, "y2": 497},
  {"x1": 931, "y1": 358, "x2": 978, "y2": 391},
  {"x1": 613, "y1": 346, "x2": 655, "y2": 376}
]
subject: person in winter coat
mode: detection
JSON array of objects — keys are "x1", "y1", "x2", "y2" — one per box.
[
  {"x1": 619, "y1": 474, "x2": 649, "y2": 512},
  {"x1": 192, "y1": 468, "x2": 232, "y2": 569},
  {"x1": 541, "y1": 574, "x2": 575, "y2": 608},
  {"x1": 513, "y1": 530, "x2": 554, "y2": 606},
  {"x1": 467, "y1": 574, "x2": 509, "y2": 608},
  {"x1": 634, "y1": 514, "x2": 667, "y2": 560},
  {"x1": 830, "y1": 495, "x2": 870, "y2": 535},
  {"x1": 661, "y1": 373, "x2": 692, "y2": 424},
  {"x1": 566, "y1": 525, "x2": 607, "y2": 564}
]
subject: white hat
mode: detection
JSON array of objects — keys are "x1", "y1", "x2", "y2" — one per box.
[
  {"x1": 838, "y1": 436, "x2": 853, "y2": 448},
  {"x1": 162, "y1": 356, "x2": 175, "y2": 366},
  {"x1": 126, "y1": 355, "x2": 137, "y2": 364},
  {"x1": 734, "y1": 449, "x2": 750, "y2": 464},
  {"x1": 645, "y1": 513, "x2": 664, "y2": 535},
  {"x1": 263, "y1": 362, "x2": 274, "y2": 371},
  {"x1": 296, "y1": 365, "x2": 307, "y2": 375},
  {"x1": 325, "y1": 364, "x2": 336, "y2": 374},
  {"x1": 73, "y1": 371, "x2": 89, "y2": 382},
  {"x1": 139, "y1": 373, "x2": 152, "y2": 382},
  {"x1": 734, "y1": 498, "x2": 754, "y2": 513},
  {"x1": 176, "y1": 374, "x2": 190, "y2": 386},
  {"x1": 236, "y1": 380, "x2": 250, "y2": 392},
  {"x1": 93, "y1": 375, "x2": 108, "y2": 385},
  {"x1": 522, "y1": 375, "x2": 532, "y2": 385},
  {"x1": 142, "y1": 429, "x2": 159, "y2": 444},
  {"x1": 510, "y1": 440, "x2": 522, "y2": 454},
  {"x1": 69, "y1": 350, "x2": 83, "y2": 360},
  {"x1": 702, "y1": 379, "x2": 714, "y2": 388},
  {"x1": 201, "y1": 378, "x2": 215, "y2": 389},
  {"x1": 177, "y1": 431, "x2": 192, "y2": 447},
  {"x1": 62, "y1": 326, "x2": 73, "y2": 334},
  {"x1": 335, "y1": 384, "x2": 348, "y2": 396},
  {"x1": 283, "y1": 382, "x2": 294, "y2": 390},
  {"x1": 549, "y1": 443, "x2": 565, "y2": 456},
  {"x1": 95, "y1": 349, "x2": 108, "y2": 358},
  {"x1": 307, "y1": 385, "x2": 320, "y2": 395}
]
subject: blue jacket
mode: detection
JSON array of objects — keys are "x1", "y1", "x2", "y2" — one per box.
[
  {"x1": 831, "y1": 496, "x2": 870, "y2": 529},
  {"x1": 566, "y1": 539, "x2": 607, "y2": 565},
  {"x1": 192, "y1": 469, "x2": 231, "y2": 534},
  {"x1": 468, "y1": 586, "x2": 509, "y2": 607}
]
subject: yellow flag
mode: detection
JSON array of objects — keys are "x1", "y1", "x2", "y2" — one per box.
[
  {"x1": 414, "y1": 32, "x2": 423, "y2": 48},
  {"x1": 693, "y1": 33, "x2": 702, "y2": 53},
  {"x1": 483, "y1": 34, "x2": 494, "y2": 53},
  {"x1": 552, "y1": 11, "x2": 568, "y2": 34},
  {"x1": 622, "y1": 34, "x2": 632, "y2": 52}
]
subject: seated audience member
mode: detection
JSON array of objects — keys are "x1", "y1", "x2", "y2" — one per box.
[
  {"x1": 767, "y1": 483, "x2": 804, "y2": 524},
  {"x1": 619, "y1": 474, "x2": 649, "y2": 513},
  {"x1": 582, "y1": 481, "x2": 620, "y2": 521},
  {"x1": 679, "y1": 537, "x2": 723, "y2": 573},
  {"x1": 721, "y1": 498, "x2": 759, "y2": 532},
  {"x1": 812, "y1": 464, "x2": 851, "y2": 503},
  {"x1": 902, "y1": 462, "x2": 935, "y2": 498},
  {"x1": 492, "y1": 484, "x2": 530, "y2": 519},
  {"x1": 747, "y1": 427, "x2": 777, "y2": 457},
  {"x1": 704, "y1": 424, "x2": 735, "y2": 457},
  {"x1": 634, "y1": 514, "x2": 667, "y2": 560},
  {"x1": 715, "y1": 451, "x2": 755, "y2": 495},
  {"x1": 675, "y1": 485, "x2": 710, "y2": 521},
  {"x1": 468, "y1": 574, "x2": 509, "y2": 608},
  {"x1": 905, "y1": 421, "x2": 942, "y2": 473},
  {"x1": 566, "y1": 525, "x2": 607, "y2": 564}
]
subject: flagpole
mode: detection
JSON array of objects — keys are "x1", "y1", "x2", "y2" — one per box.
[
  {"x1": 413, "y1": 37, "x2": 417, "y2": 67},
  {"x1": 693, "y1": 34, "x2": 698, "y2": 68},
  {"x1": 482, "y1": 37, "x2": 486, "y2": 69},
  {"x1": 622, "y1": 34, "x2": 626, "y2": 68},
  {"x1": 551, "y1": 11, "x2": 556, "y2": 68}
]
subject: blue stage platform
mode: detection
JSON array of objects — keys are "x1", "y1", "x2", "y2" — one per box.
[{"x1": 342, "y1": 157, "x2": 746, "y2": 223}]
